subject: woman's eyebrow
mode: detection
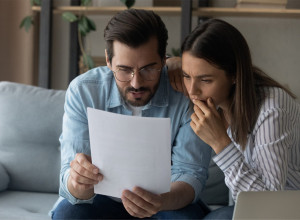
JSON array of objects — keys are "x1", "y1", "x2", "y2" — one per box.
[
  {"x1": 182, "y1": 70, "x2": 214, "y2": 78},
  {"x1": 197, "y1": 74, "x2": 213, "y2": 78},
  {"x1": 182, "y1": 70, "x2": 188, "y2": 75}
]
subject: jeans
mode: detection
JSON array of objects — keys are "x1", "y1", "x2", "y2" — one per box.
[
  {"x1": 203, "y1": 205, "x2": 234, "y2": 220},
  {"x1": 52, "y1": 194, "x2": 209, "y2": 219}
]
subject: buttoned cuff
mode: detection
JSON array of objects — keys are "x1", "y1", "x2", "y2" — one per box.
[{"x1": 213, "y1": 142, "x2": 243, "y2": 172}]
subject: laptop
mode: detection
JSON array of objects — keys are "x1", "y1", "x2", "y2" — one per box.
[{"x1": 233, "y1": 190, "x2": 300, "y2": 220}]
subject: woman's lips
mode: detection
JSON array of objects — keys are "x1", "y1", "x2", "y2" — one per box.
[{"x1": 191, "y1": 97, "x2": 207, "y2": 104}]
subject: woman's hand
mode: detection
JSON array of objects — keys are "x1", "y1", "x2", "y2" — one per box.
[
  {"x1": 166, "y1": 57, "x2": 188, "y2": 96},
  {"x1": 190, "y1": 98, "x2": 231, "y2": 154}
]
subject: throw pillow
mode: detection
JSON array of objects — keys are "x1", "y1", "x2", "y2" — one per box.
[{"x1": 0, "y1": 163, "x2": 9, "y2": 191}]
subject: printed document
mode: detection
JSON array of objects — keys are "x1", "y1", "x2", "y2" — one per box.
[{"x1": 87, "y1": 107, "x2": 171, "y2": 198}]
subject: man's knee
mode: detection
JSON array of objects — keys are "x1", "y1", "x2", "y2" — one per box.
[
  {"x1": 153, "y1": 203, "x2": 208, "y2": 219},
  {"x1": 203, "y1": 205, "x2": 234, "y2": 220},
  {"x1": 52, "y1": 199, "x2": 95, "y2": 220}
]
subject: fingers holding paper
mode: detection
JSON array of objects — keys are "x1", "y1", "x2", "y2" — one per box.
[
  {"x1": 121, "y1": 186, "x2": 163, "y2": 218},
  {"x1": 68, "y1": 153, "x2": 103, "y2": 199}
]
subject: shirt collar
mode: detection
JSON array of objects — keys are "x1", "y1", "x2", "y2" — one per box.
[{"x1": 107, "y1": 66, "x2": 169, "y2": 109}]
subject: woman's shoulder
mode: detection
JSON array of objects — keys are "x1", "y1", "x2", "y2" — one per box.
[
  {"x1": 260, "y1": 87, "x2": 298, "y2": 110},
  {"x1": 253, "y1": 87, "x2": 300, "y2": 134},
  {"x1": 258, "y1": 87, "x2": 300, "y2": 122}
]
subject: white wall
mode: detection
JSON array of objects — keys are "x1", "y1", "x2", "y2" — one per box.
[
  {"x1": 50, "y1": 1, "x2": 300, "y2": 101},
  {"x1": 218, "y1": 17, "x2": 300, "y2": 101}
]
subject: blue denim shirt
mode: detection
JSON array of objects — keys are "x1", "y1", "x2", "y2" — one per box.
[{"x1": 57, "y1": 66, "x2": 211, "y2": 207}]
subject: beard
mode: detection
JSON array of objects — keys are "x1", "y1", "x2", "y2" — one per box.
[
  {"x1": 118, "y1": 83, "x2": 159, "y2": 107},
  {"x1": 124, "y1": 87, "x2": 153, "y2": 107}
]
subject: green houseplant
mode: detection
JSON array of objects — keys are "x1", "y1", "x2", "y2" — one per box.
[
  {"x1": 20, "y1": 0, "x2": 135, "y2": 71},
  {"x1": 20, "y1": 0, "x2": 41, "y2": 32}
]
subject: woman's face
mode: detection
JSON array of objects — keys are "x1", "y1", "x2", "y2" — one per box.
[{"x1": 182, "y1": 52, "x2": 235, "y2": 111}]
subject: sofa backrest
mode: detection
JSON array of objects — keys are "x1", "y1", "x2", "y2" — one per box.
[
  {"x1": 200, "y1": 151, "x2": 229, "y2": 206},
  {"x1": 0, "y1": 82, "x2": 65, "y2": 193}
]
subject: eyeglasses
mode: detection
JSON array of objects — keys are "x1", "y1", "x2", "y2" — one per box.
[{"x1": 113, "y1": 66, "x2": 161, "y2": 82}]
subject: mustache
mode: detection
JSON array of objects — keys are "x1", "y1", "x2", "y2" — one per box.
[{"x1": 126, "y1": 87, "x2": 150, "y2": 92}]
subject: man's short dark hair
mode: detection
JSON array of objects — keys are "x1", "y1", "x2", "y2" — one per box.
[{"x1": 104, "y1": 9, "x2": 168, "y2": 63}]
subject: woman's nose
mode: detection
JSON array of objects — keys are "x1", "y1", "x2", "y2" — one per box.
[{"x1": 188, "y1": 80, "x2": 200, "y2": 96}]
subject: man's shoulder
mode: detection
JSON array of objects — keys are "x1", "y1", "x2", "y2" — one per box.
[
  {"x1": 70, "y1": 66, "x2": 113, "y2": 89},
  {"x1": 167, "y1": 84, "x2": 191, "y2": 108},
  {"x1": 159, "y1": 69, "x2": 191, "y2": 107},
  {"x1": 65, "y1": 66, "x2": 118, "y2": 109}
]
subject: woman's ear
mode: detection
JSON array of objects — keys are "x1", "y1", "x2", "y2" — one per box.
[{"x1": 105, "y1": 49, "x2": 112, "y2": 69}]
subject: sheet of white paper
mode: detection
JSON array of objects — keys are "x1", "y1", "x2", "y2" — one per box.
[{"x1": 87, "y1": 107, "x2": 171, "y2": 198}]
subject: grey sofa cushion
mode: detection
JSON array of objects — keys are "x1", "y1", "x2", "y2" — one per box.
[
  {"x1": 0, "y1": 82, "x2": 65, "y2": 193},
  {"x1": 0, "y1": 163, "x2": 9, "y2": 191},
  {"x1": 0, "y1": 191, "x2": 58, "y2": 220},
  {"x1": 200, "y1": 151, "x2": 229, "y2": 206}
]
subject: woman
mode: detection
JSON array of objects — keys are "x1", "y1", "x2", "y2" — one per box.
[{"x1": 168, "y1": 18, "x2": 300, "y2": 219}]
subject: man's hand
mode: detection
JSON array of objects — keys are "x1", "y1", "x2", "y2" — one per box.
[
  {"x1": 166, "y1": 57, "x2": 188, "y2": 96},
  {"x1": 67, "y1": 153, "x2": 103, "y2": 200},
  {"x1": 121, "y1": 182, "x2": 194, "y2": 218},
  {"x1": 121, "y1": 186, "x2": 164, "y2": 218}
]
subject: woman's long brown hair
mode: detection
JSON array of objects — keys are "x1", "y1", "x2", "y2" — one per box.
[{"x1": 181, "y1": 18, "x2": 295, "y2": 150}]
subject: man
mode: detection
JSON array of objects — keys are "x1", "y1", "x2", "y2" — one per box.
[{"x1": 52, "y1": 9, "x2": 211, "y2": 219}]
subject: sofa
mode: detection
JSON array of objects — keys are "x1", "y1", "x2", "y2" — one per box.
[{"x1": 0, "y1": 81, "x2": 229, "y2": 220}]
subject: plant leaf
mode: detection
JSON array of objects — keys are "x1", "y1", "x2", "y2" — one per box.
[
  {"x1": 62, "y1": 12, "x2": 78, "y2": 23},
  {"x1": 120, "y1": 0, "x2": 135, "y2": 8},
  {"x1": 83, "y1": 54, "x2": 94, "y2": 69},
  {"x1": 171, "y1": 48, "x2": 181, "y2": 57},
  {"x1": 78, "y1": 15, "x2": 91, "y2": 36},
  {"x1": 79, "y1": 16, "x2": 90, "y2": 36},
  {"x1": 86, "y1": 17, "x2": 96, "y2": 31},
  {"x1": 81, "y1": 0, "x2": 92, "y2": 6},
  {"x1": 20, "y1": 16, "x2": 33, "y2": 32},
  {"x1": 33, "y1": 0, "x2": 41, "y2": 5},
  {"x1": 78, "y1": 23, "x2": 87, "y2": 37}
]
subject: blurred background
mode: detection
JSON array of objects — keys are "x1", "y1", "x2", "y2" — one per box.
[{"x1": 0, "y1": 0, "x2": 299, "y2": 100}]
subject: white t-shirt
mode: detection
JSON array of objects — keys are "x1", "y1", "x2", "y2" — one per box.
[{"x1": 126, "y1": 103, "x2": 142, "y2": 116}]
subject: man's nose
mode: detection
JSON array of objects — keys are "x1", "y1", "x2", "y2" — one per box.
[{"x1": 130, "y1": 71, "x2": 143, "y2": 89}]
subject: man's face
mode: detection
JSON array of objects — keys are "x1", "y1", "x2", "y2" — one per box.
[{"x1": 106, "y1": 38, "x2": 164, "y2": 107}]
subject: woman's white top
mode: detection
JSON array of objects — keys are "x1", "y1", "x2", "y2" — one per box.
[{"x1": 213, "y1": 87, "x2": 300, "y2": 201}]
